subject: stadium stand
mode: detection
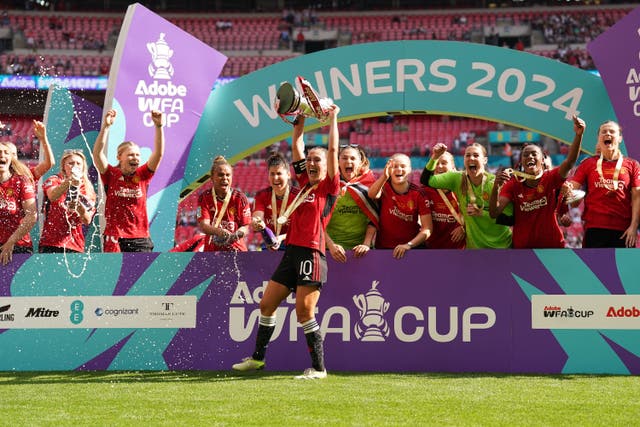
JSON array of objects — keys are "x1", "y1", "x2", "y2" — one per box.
[{"x1": 2, "y1": 2, "x2": 632, "y2": 248}]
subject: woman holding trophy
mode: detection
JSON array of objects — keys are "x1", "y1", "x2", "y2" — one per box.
[
  {"x1": 39, "y1": 149, "x2": 96, "y2": 253},
  {"x1": 564, "y1": 120, "x2": 640, "y2": 248},
  {"x1": 488, "y1": 115, "x2": 585, "y2": 249},
  {"x1": 232, "y1": 94, "x2": 341, "y2": 380}
]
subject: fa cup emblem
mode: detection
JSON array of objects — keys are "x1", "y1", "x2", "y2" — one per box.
[
  {"x1": 353, "y1": 280, "x2": 390, "y2": 342},
  {"x1": 147, "y1": 33, "x2": 174, "y2": 80}
]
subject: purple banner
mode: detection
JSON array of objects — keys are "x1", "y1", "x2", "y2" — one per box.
[
  {"x1": 2, "y1": 250, "x2": 639, "y2": 374},
  {"x1": 164, "y1": 251, "x2": 561, "y2": 373},
  {"x1": 104, "y1": 3, "x2": 226, "y2": 250},
  {"x1": 588, "y1": 6, "x2": 640, "y2": 158}
]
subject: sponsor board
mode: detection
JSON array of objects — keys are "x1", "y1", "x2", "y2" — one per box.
[
  {"x1": 532, "y1": 295, "x2": 640, "y2": 329},
  {"x1": 0, "y1": 296, "x2": 196, "y2": 329}
]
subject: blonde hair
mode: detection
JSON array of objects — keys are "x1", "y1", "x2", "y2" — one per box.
[
  {"x1": 440, "y1": 152, "x2": 456, "y2": 171},
  {"x1": 116, "y1": 141, "x2": 138, "y2": 158},
  {"x1": 211, "y1": 155, "x2": 231, "y2": 175},
  {"x1": 60, "y1": 149, "x2": 96, "y2": 199},
  {"x1": 0, "y1": 141, "x2": 33, "y2": 181},
  {"x1": 390, "y1": 153, "x2": 411, "y2": 171}
]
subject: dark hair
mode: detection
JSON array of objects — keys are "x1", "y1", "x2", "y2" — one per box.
[{"x1": 267, "y1": 152, "x2": 288, "y2": 170}]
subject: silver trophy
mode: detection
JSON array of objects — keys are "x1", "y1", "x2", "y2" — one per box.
[{"x1": 274, "y1": 76, "x2": 333, "y2": 125}]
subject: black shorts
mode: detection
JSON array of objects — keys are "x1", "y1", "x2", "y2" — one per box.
[
  {"x1": 583, "y1": 228, "x2": 626, "y2": 248},
  {"x1": 271, "y1": 245, "x2": 327, "y2": 292},
  {"x1": 39, "y1": 245, "x2": 80, "y2": 254},
  {"x1": 12, "y1": 245, "x2": 33, "y2": 254},
  {"x1": 104, "y1": 237, "x2": 154, "y2": 252}
]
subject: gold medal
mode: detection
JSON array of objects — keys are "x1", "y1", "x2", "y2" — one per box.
[{"x1": 277, "y1": 216, "x2": 288, "y2": 225}]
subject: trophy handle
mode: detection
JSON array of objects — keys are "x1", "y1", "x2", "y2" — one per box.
[{"x1": 277, "y1": 113, "x2": 301, "y2": 125}]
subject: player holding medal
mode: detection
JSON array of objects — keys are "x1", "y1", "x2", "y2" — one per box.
[
  {"x1": 198, "y1": 155, "x2": 251, "y2": 252},
  {"x1": 251, "y1": 152, "x2": 300, "y2": 250},
  {"x1": 489, "y1": 115, "x2": 585, "y2": 248},
  {"x1": 565, "y1": 120, "x2": 640, "y2": 248},
  {"x1": 232, "y1": 104, "x2": 341, "y2": 380}
]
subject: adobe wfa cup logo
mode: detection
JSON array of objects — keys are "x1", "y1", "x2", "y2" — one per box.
[
  {"x1": 147, "y1": 33, "x2": 174, "y2": 80},
  {"x1": 353, "y1": 280, "x2": 390, "y2": 342}
]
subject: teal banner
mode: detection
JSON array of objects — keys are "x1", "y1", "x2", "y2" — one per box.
[{"x1": 185, "y1": 40, "x2": 616, "y2": 191}]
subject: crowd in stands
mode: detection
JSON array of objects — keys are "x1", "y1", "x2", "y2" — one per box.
[{"x1": 0, "y1": 5, "x2": 633, "y2": 77}]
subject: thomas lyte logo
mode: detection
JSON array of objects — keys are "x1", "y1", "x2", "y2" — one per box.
[
  {"x1": 353, "y1": 280, "x2": 390, "y2": 342},
  {"x1": 147, "y1": 33, "x2": 174, "y2": 80}
]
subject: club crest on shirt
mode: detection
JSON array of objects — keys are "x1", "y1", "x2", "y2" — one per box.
[
  {"x1": 132, "y1": 176, "x2": 141, "y2": 184},
  {"x1": 537, "y1": 184, "x2": 544, "y2": 193}
]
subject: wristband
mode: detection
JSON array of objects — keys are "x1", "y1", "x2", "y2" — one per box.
[
  {"x1": 426, "y1": 158, "x2": 437, "y2": 171},
  {"x1": 407, "y1": 241, "x2": 413, "y2": 248}
]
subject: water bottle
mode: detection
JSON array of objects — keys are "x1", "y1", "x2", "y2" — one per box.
[
  {"x1": 261, "y1": 227, "x2": 278, "y2": 248},
  {"x1": 65, "y1": 166, "x2": 82, "y2": 204}
]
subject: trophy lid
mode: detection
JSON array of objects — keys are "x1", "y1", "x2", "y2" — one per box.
[{"x1": 276, "y1": 83, "x2": 300, "y2": 115}]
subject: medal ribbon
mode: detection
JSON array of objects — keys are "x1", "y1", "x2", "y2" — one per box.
[
  {"x1": 212, "y1": 188, "x2": 232, "y2": 228},
  {"x1": 437, "y1": 189, "x2": 464, "y2": 226},
  {"x1": 465, "y1": 173, "x2": 486, "y2": 210},
  {"x1": 271, "y1": 185, "x2": 290, "y2": 237},
  {"x1": 504, "y1": 168, "x2": 543, "y2": 182},
  {"x1": 596, "y1": 153, "x2": 623, "y2": 192},
  {"x1": 278, "y1": 183, "x2": 318, "y2": 224}
]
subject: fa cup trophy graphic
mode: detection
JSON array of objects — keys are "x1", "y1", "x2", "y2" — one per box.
[
  {"x1": 147, "y1": 33, "x2": 174, "y2": 80},
  {"x1": 353, "y1": 280, "x2": 390, "y2": 342},
  {"x1": 274, "y1": 76, "x2": 334, "y2": 125}
]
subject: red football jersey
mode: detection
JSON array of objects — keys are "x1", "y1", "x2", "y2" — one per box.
[
  {"x1": 375, "y1": 181, "x2": 431, "y2": 249},
  {"x1": 198, "y1": 188, "x2": 251, "y2": 252},
  {"x1": 0, "y1": 174, "x2": 36, "y2": 247},
  {"x1": 40, "y1": 174, "x2": 96, "y2": 252},
  {"x1": 101, "y1": 163, "x2": 153, "y2": 239}
]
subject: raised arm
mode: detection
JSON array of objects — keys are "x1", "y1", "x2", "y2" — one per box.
[
  {"x1": 489, "y1": 168, "x2": 512, "y2": 218},
  {"x1": 291, "y1": 116, "x2": 306, "y2": 163},
  {"x1": 326, "y1": 105, "x2": 340, "y2": 179},
  {"x1": 147, "y1": 110, "x2": 165, "y2": 172},
  {"x1": 558, "y1": 115, "x2": 585, "y2": 178},
  {"x1": 420, "y1": 143, "x2": 448, "y2": 186},
  {"x1": 92, "y1": 109, "x2": 116, "y2": 174},
  {"x1": 368, "y1": 159, "x2": 392, "y2": 200},
  {"x1": 32, "y1": 120, "x2": 54, "y2": 179}
]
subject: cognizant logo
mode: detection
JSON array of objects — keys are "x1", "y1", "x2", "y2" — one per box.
[{"x1": 228, "y1": 280, "x2": 496, "y2": 343}]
